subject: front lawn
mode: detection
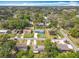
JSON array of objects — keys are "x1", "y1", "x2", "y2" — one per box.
[
  {"x1": 37, "y1": 40, "x2": 44, "y2": 45},
  {"x1": 0, "y1": 34, "x2": 16, "y2": 38},
  {"x1": 37, "y1": 33, "x2": 45, "y2": 38},
  {"x1": 24, "y1": 33, "x2": 34, "y2": 38},
  {"x1": 35, "y1": 26, "x2": 45, "y2": 30}
]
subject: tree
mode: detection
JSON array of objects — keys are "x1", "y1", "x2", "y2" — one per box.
[
  {"x1": 70, "y1": 28, "x2": 79, "y2": 38},
  {"x1": 0, "y1": 40, "x2": 16, "y2": 58},
  {"x1": 0, "y1": 34, "x2": 11, "y2": 42},
  {"x1": 48, "y1": 20, "x2": 58, "y2": 28},
  {"x1": 16, "y1": 46, "x2": 34, "y2": 58},
  {"x1": 2, "y1": 19, "x2": 31, "y2": 29},
  {"x1": 44, "y1": 39, "x2": 59, "y2": 58}
]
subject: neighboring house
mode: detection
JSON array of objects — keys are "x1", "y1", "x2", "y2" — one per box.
[
  {"x1": 16, "y1": 43, "x2": 27, "y2": 51},
  {"x1": 49, "y1": 30, "x2": 57, "y2": 35},
  {"x1": 16, "y1": 45, "x2": 27, "y2": 51},
  {"x1": 56, "y1": 42, "x2": 73, "y2": 51},
  {"x1": 34, "y1": 30, "x2": 45, "y2": 34},
  {"x1": 23, "y1": 28, "x2": 32, "y2": 34},
  {"x1": 36, "y1": 23, "x2": 45, "y2": 26},
  {"x1": 0, "y1": 30, "x2": 9, "y2": 34}
]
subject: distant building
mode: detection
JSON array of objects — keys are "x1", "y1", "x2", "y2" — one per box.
[
  {"x1": 36, "y1": 23, "x2": 45, "y2": 26},
  {"x1": 0, "y1": 30, "x2": 9, "y2": 34}
]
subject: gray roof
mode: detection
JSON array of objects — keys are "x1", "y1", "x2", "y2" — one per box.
[
  {"x1": 16, "y1": 45, "x2": 27, "y2": 51},
  {"x1": 57, "y1": 43, "x2": 72, "y2": 51}
]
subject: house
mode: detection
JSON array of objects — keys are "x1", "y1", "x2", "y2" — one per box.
[
  {"x1": 0, "y1": 30, "x2": 9, "y2": 34},
  {"x1": 16, "y1": 45, "x2": 27, "y2": 51},
  {"x1": 36, "y1": 23, "x2": 45, "y2": 26},
  {"x1": 56, "y1": 42, "x2": 73, "y2": 51},
  {"x1": 16, "y1": 40, "x2": 27, "y2": 51},
  {"x1": 49, "y1": 30, "x2": 56, "y2": 35},
  {"x1": 23, "y1": 28, "x2": 32, "y2": 34},
  {"x1": 34, "y1": 30, "x2": 45, "y2": 34}
]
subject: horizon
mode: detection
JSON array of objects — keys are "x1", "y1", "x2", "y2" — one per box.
[{"x1": 0, "y1": 1, "x2": 79, "y2": 6}]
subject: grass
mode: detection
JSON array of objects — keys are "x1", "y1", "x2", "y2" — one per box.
[
  {"x1": 16, "y1": 40, "x2": 27, "y2": 46},
  {"x1": 50, "y1": 35, "x2": 58, "y2": 39},
  {"x1": 34, "y1": 52, "x2": 47, "y2": 58},
  {"x1": 24, "y1": 33, "x2": 34, "y2": 38},
  {"x1": 35, "y1": 26, "x2": 45, "y2": 30},
  {"x1": 0, "y1": 34, "x2": 16, "y2": 38},
  {"x1": 37, "y1": 33, "x2": 45, "y2": 38},
  {"x1": 7, "y1": 34, "x2": 16, "y2": 38},
  {"x1": 37, "y1": 40, "x2": 44, "y2": 45},
  {"x1": 17, "y1": 34, "x2": 21, "y2": 38}
]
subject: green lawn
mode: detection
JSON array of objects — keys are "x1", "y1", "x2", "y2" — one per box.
[
  {"x1": 7, "y1": 34, "x2": 16, "y2": 38},
  {"x1": 37, "y1": 40, "x2": 44, "y2": 45},
  {"x1": 0, "y1": 34, "x2": 16, "y2": 38},
  {"x1": 37, "y1": 33, "x2": 45, "y2": 38},
  {"x1": 17, "y1": 34, "x2": 21, "y2": 38},
  {"x1": 50, "y1": 35, "x2": 58, "y2": 39},
  {"x1": 24, "y1": 33, "x2": 34, "y2": 38},
  {"x1": 35, "y1": 26, "x2": 45, "y2": 30}
]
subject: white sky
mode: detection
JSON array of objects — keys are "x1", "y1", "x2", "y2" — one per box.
[
  {"x1": 0, "y1": 1, "x2": 79, "y2": 6},
  {"x1": 0, "y1": 0, "x2": 79, "y2": 1}
]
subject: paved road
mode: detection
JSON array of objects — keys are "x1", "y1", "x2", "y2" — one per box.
[{"x1": 60, "y1": 28, "x2": 78, "y2": 52}]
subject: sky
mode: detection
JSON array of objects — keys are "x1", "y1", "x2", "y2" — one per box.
[
  {"x1": 0, "y1": 1, "x2": 79, "y2": 6},
  {"x1": 0, "y1": 0, "x2": 79, "y2": 1}
]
